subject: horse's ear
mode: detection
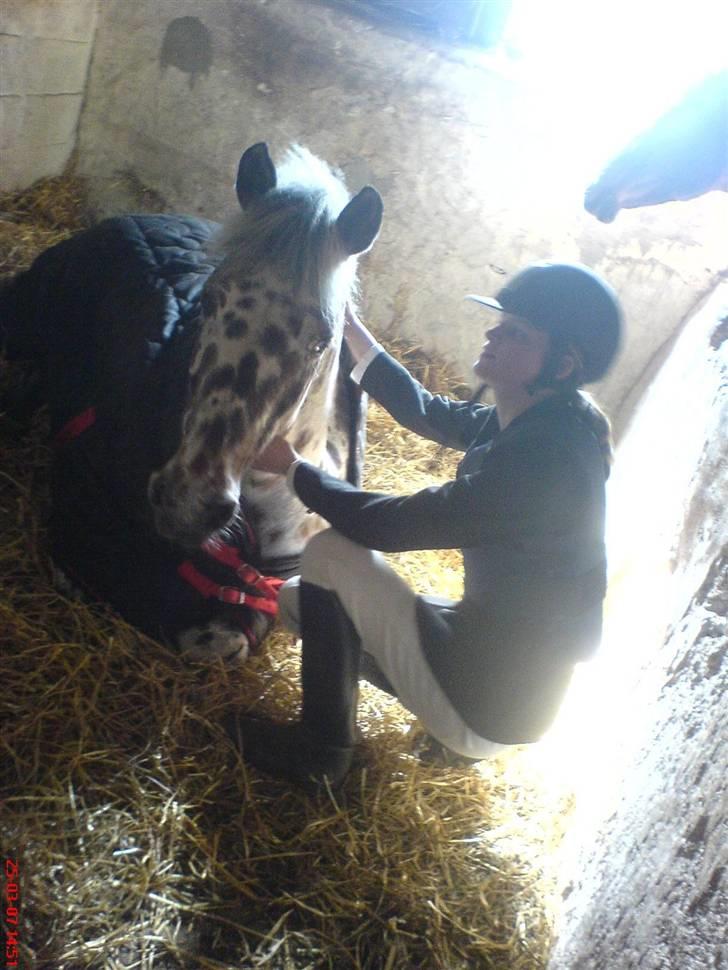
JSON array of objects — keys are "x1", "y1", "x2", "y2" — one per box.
[
  {"x1": 336, "y1": 186, "x2": 383, "y2": 256},
  {"x1": 235, "y1": 143, "x2": 277, "y2": 209}
]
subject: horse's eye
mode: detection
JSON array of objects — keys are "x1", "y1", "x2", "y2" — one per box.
[{"x1": 309, "y1": 339, "x2": 328, "y2": 355}]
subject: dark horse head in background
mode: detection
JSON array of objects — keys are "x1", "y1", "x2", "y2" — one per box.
[{"x1": 585, "y1": 70, "x2": 728, "y2": 222}]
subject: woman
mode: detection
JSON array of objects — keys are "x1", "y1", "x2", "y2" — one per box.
[{"x1": 224, "y1": 262, "x2": 623, "y2": 792}]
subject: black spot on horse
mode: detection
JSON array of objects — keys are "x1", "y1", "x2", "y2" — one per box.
[
  {"x1": 261, "y1": 324, "x2": 288, "y2": 357},
  {"x1": 200, "y1": 288, "x2": 218, "y2": 318},
  {"x1": 234, "y1": 352, "x2": 259, "y2": 397},
  {"x1": 195, "y1": 630, "x2": 215, "y2": 645},
  {"x1": 250, "y1": 376, "x2": 277, "y2": 418},
  {"x1": 227, "y1": 407, "x2": 246, "y2": 444},
  {"x1": 202, "y1": 415, "x2": 227, "y2": 455},
  {"x1": 255, "y1": 382, "x2": 302, "y2": 452},
  {"x1": 238, "y1": 296, "x2": 257, "y2": 311},
  {"x1": 202, "y1": 364, "x2": 235, "y2": 397},
  {"x1": 225, "y1": 316, "x2": 248, "y2": 340},
  {"x1": 279, "y1": 350, "x2": 302, "y2": 375},
  {"x1": 223, "y1": 310, "x2": 249, "y2": 339},
  {"x1": 190, "y1": 451, "x2": 209, "y2": 477},
  {"x1": 287, "y1": 313, "x2": 303, "y2": 337},
  {"x1": 265, "y1": 289, "x2": 288, "y2": 305}
]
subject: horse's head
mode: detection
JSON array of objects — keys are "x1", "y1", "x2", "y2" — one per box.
[
  {"x1": 585, "y1": 70, "x2": 728, "y2": 223},
  {"x1": 148, "y1": 143, "x2": 382, "y2": 549}
]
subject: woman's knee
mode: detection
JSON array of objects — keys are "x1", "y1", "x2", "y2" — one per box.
[{"x1": 301, "y1": 528, "x2": 370, "y2": 587}]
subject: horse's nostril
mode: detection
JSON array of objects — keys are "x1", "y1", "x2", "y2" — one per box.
[{"x1": 204, "y1": 498, "x2": 237, "y2": 530}]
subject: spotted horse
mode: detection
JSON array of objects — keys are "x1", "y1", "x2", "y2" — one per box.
[{"x1": 0, "y1": 143, "x2": 383, "y2": 661}]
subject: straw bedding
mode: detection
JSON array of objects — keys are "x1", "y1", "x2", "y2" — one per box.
[{"x1": 0, "y1": 177, "x2": 572, "y2": 969}]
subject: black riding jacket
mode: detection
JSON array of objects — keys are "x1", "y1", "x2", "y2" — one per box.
[{"x1": 290, "y1": 350, "x2": 609, "y2": 743}]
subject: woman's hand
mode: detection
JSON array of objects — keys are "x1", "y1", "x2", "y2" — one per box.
[
  {"x1": 252, "y1": 437, "x2": 300, "y2": 475},
  {"x1": 344, "y1": 304, "x2": 378, "y2": 362}
]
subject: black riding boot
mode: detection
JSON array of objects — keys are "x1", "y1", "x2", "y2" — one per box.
[{"x1": 224, "y1": 582, "x2": 362, "y2": 793}]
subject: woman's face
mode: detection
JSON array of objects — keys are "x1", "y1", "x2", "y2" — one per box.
[{"x1": 472, "y1": 314, "x2": 550, "y2": 391}]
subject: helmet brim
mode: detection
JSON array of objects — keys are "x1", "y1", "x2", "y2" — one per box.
[{"x1": 465, "y1": 294, "x2": 504, "y2": 311}]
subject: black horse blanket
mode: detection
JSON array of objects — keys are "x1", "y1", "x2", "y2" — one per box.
[{"x1": 1, "y1": 215, "x2": 359, "y2": 650}]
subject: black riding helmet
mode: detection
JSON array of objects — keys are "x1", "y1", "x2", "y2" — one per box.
[{"x1": 467, "y1": 262, "x2": 623, "y2": 384}]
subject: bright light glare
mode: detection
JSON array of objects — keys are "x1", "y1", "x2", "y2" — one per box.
[
  {"x1": 533, "y1": 282, "x2": 727, "y2": 847},
  {"x1": 458, "y1": 2, "x2": 728, "y2": 851},
  {"x1": 500, "y1": 0, "x2": 728, "y2": 184}
]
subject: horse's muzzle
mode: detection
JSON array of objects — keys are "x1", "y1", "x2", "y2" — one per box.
[
  {"x1": 151, "y1": 505, "x2": 237, "y2": 550},
  {"x1": 148, "y1": 470, "x2": 238, "y2": 549}
]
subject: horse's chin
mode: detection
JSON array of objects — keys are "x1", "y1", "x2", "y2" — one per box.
[
  {"x1": 152, "y1": 511, "x2": 213, "y2": 552},
  {"x1": 584, "y1": 184, "x2": 619, "y2": 223}
]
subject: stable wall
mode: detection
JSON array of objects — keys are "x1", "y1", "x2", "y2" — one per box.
[
  {"x1": 74, "y1": 0, "x2": 728, "y2": 433},
  {"x1": 0, "y1": 0, "x2": 97, "y2": 191},
  {"x1": 546, "y1": 286, "x2": 727, "y2": 970}
]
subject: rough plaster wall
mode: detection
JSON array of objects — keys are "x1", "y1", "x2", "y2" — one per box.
[
  {"x1": 547, "y1": 286, "x2": 728, "y2": 970},
  {"x1": 0, "y1": 0, "x2": 98, "y2": 191},
  {"x1": 74, "y1": 0, "x2": 728, "y2": 432}
]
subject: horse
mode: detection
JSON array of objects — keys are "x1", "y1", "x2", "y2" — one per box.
[
  {"x1": 585, "y1": 70, "x2": 728, "y2": 222},
  {"x1": 0, "y1": 142, "x2": 383, "y2": 661}
]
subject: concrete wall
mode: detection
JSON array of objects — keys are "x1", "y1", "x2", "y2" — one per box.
[
  {"x1": 74, "y1": 0, "x2": 728, "y2": 433},
  {"x1": 0, "y1": 0, "x2": 98, "y2": 192},
  {"x1": 546, "y1": 285, "x2": 728, "y2": 970}
]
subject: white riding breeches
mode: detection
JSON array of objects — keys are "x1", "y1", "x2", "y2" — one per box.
[{"x1": 277, "y1": 528, "x2": 511, "y2": 760}]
